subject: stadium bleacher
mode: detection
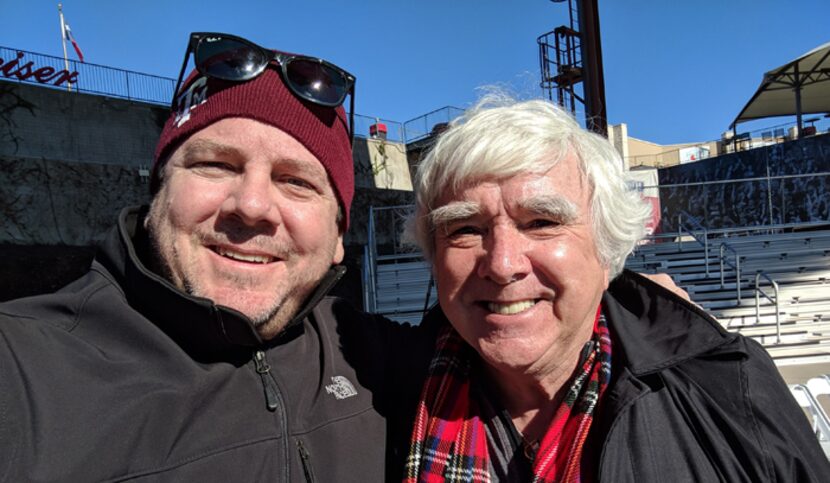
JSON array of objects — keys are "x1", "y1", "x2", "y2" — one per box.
[{"x1": 630, "y1": 221, "x2": 830, "y2": 370}]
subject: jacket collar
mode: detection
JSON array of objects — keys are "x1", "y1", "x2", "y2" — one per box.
[
  {"x1": 95, "y1": 206, "x2": 345, "y2": 363},
  {"x1": 603, "y1": 270, "x2": 740, "y2": 376}
]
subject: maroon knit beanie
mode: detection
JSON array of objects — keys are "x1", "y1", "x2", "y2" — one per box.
[{"x1": 153, "y1": 65, "x2": 354, "y2": 227}]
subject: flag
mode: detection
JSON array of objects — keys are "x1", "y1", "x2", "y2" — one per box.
[{"x1": 63, "y1": 23, "x2": 84, "y2": 63}]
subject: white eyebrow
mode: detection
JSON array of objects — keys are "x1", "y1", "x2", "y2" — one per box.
[
  {"x1": 429, "y1": 201, "x2": 480, "y2": 231},
  {"x1": 518, "y1": 195, "x2": 578, "y2": 223}
]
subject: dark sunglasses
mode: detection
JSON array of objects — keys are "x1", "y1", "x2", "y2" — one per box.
[{"x1": 172, "y1": 32, "x2": 356, "y2": 143}]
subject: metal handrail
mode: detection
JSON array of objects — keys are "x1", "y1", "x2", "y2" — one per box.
[
  {"x1": 677, "y1": 212, "x2": 710, "y2": 276},
  {"x1": 754, "y1": 272, "x2": 781, "y2": 343},
  {"x1": 1, "y1": 45, "x2": 398, "y2": 141},
  {"x1": 362, "y1": 244, "x2": 373, "y2": 312},
  {"x1": 402, "y1": 106, "x2": 464, "y2": 143},
  {"x1": 1, "y1": 45, "x2": 175, "y2": 105},
  {"x1": 363, "y1": 206, "x2": 379, "y2": 312},
  {"x1": 719, "y1": 243, "x2": 742, "y2": 301},
  {"x1": 791, "y1": 384, "x2": 830, "y2": 441},
  {"x1": 716, "y1": 239, "x2": 782, "y2": 338}
]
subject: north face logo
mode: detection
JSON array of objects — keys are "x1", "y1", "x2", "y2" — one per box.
[{"x1": 325, "y1": 376, "x2": 358, "y2": 400}]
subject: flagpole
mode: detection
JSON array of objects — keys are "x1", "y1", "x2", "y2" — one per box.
[{"x1": 58, "y1": 3, "x2": 72, "y2": 92}]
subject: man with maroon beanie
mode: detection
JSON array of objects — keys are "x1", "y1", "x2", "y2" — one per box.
[{"x1": 0, "y1": 33, "x2": 432, "y2": 482}]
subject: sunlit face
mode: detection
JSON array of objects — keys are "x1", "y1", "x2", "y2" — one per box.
[
  {"x1": 432, "y1": 154, "x2": 609, "y2": 378},
  {"x1": 146, "y1": 118, "x2": 344, "y2": 339}
]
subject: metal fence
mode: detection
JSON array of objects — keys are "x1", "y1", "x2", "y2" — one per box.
[
  {"x1": 0, "y1": 46, "x2": 175, "y2": 105},
  {"x1": 403, "y1": 106, "x2": 464, "y2": 143},
  {"x1": 0, "y1": 46, "x2": 402, "y2": 142},
  {"x1": 353, "y1": 114, "x2": 406, "y2": 143},
  {"x1": 627, "y1": 119, "x2": 830, "y2": 169}
]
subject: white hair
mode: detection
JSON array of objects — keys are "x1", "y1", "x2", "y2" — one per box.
[{"x1": 405, "y1": 94, "x2": 652, "y2": 279}]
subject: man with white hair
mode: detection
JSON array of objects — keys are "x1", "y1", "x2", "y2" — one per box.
[{"x1": 401, "y1": 97, "x2": 828, "y2": 481}]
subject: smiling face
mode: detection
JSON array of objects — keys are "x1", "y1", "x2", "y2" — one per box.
[
  {"x1": 432, "y1": 154, "x2": 609, "y2": 379},
  {"x1": 145, "y1": 118, "x2": 344, "y2": 339}
]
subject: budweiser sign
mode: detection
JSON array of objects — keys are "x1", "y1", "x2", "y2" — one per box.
[{"x1": 0, "y1": 51, "x2": 79, "y2": 86}]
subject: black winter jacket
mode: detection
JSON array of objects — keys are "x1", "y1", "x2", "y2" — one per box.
[
  {"x1": 591, "y1": 272, "x2": 829, "y2": 481},
  {"x1": 388, "y1": 271, "x2": 830, "y2": 482},
  {"x1": 0, "y1": 207, "x2": 431, "y2": 482}
]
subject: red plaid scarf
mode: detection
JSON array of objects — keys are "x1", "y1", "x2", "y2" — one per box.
[{"x1": 405, "y1": 306, "x2": 611, "y2": 483}]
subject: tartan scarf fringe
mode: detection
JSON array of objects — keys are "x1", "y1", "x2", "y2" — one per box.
[{"x1": 404, "y1": 307, "x2": 612, "y2": 483}]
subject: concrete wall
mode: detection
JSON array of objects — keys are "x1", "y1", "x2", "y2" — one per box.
[
  {"x1": 0, "y1": 155, "x2": 151, "y2": 245},
  {"x1": 607, "y1": 123, "x2": 630, "y2": 170},
  {"x1": 0, "y1": 81, "x2": 165, "y2": 168},
  {"x1": 354, "y1": 137, "x2": 413, "y2": 191},
  {"x1": 624, "y1": 133, "x2": 719, "y2": 170}
]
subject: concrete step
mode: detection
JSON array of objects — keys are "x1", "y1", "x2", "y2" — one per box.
[{"x1": 765, "y1": 337, "x2": 830, "y2": 360}]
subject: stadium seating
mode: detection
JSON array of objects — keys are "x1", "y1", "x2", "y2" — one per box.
[{"x1": 629, "y1": 227, "x2": 830, "y2": 367}]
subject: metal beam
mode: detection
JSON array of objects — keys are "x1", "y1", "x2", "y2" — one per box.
[{"x1": 578, "y1": 0, "x2": 608, "y2": 136}]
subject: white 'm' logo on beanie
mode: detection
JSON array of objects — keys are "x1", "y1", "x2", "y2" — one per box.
[{"x1": 174, "y1": 76, "x2": 209, "y2": 128}]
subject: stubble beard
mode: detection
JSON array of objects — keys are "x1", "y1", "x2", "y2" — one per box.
[{"x1": 144, "y1": 201, "x2": 326, "y2": 338}]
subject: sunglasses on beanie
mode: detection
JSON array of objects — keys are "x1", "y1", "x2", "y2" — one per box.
[{"x1": 171, "y1": 32, "x2": 356, "y2": 143}]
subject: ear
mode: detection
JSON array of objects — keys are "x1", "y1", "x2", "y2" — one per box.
[{"x1": 333, "y1": 234, "x2": 345, "y2": 265}]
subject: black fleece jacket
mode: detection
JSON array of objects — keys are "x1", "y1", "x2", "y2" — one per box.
[{"x1": 0, "y1": 206, "x2": 433, "y2": 482}]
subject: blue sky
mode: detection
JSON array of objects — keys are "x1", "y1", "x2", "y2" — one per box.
[{"x1": 1, "y1": 0, "x2": 828, "y2": 144}]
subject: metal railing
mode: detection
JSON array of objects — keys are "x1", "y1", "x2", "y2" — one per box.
[
  {"x1": 1, "y1": 45, "x2": 403, "y2": 142},
  {"x1": 364, "y1": 204, "x2": 420, "y2": 313},
  {"x1": 1, "y1": 46, "x2": 175, "y2": 105},
  {"x1": 790, "y1": 383, "x2": 830, "y2": 443},
  {"x1": 719, "y1": 243, "x2": 742, "y2": 300},
  {"x1": 353, "y1": 114, "x2": 406, "y2": 143},
  {"x1": 362, "y1": 204, "x2": 437, "y2": 320},
  {"x1": 678, "y1": 212, "x2": 783, "y2": 336},
  {"x1": 627, "y1": 119, "x2": 829, "y2": 169},
  {"x1": 755, "y1": 272, "x2": 781, "y2": 343},
  {"x1": 677, "y1": 211, "x2": 710, "y2": 276},
  {"x1": 363, "y1": 204, "x2": 381, "y2": 312},
  {"x1": 403, "y1": 106, "x2": 464, "y2": 143},
  {"x1": 362, "y1": 244, "x2": 377, "y2": 313}
]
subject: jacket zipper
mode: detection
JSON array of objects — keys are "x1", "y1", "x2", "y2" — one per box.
[
  {"x1": 297, "y1": 439, "x2": 315, "y2": 483},
  {"x1": 253, "y1": 350, "x2": 279, "y2": 411}
]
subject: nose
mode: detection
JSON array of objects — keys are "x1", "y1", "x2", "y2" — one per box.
[
  {"x1": 221, "y1": 170, "x2": 280, "y2": 227},
  {"x1": 477, "y1": 225, "x2": 530, "y2": 285}
]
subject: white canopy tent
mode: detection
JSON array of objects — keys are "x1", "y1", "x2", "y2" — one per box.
[{"x1": 732, "y1": 41, "x2": 830, "y2": 137}]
